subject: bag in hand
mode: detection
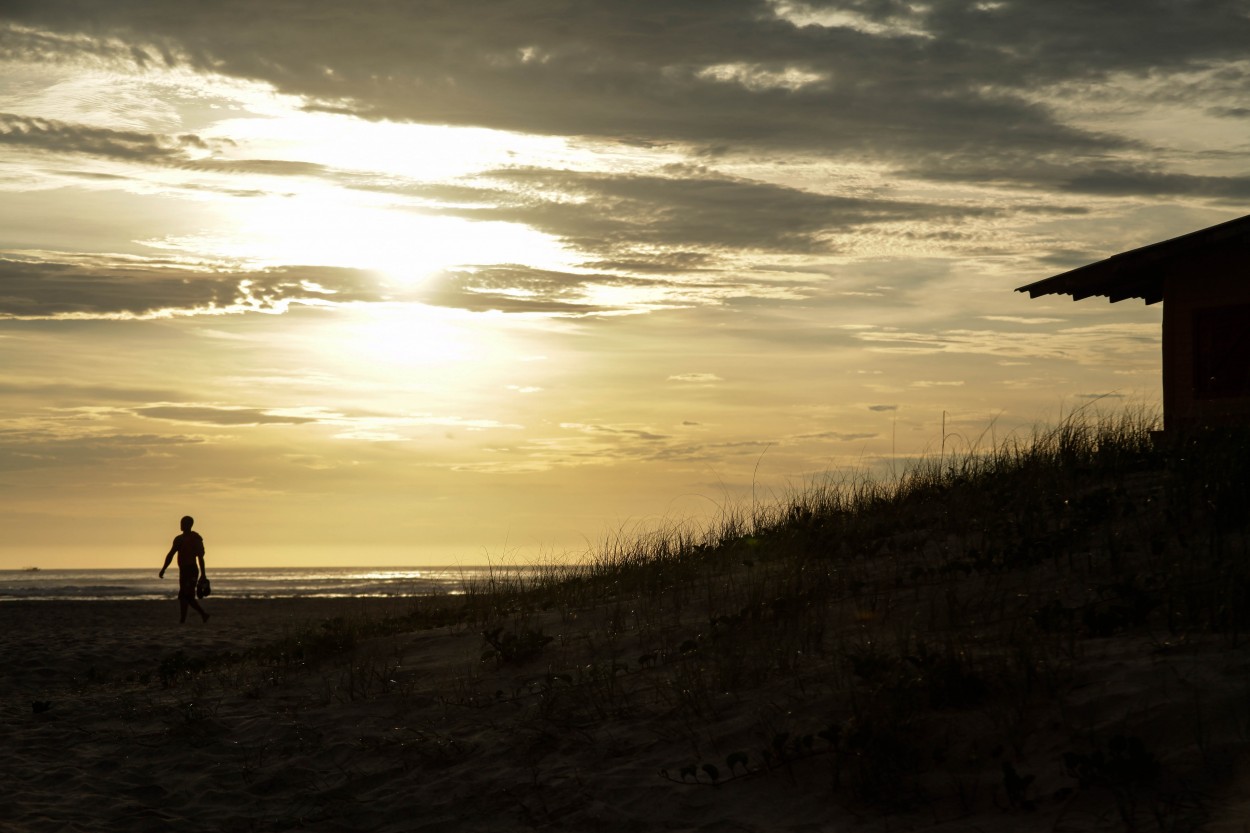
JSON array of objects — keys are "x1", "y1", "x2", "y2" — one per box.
[{"x1": 196, "y1": 576, "x2": 212, "y2": 598}]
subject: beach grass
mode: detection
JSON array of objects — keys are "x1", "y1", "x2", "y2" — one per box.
[{"x1": 7, "y1": 408, "x2": 1250, "y2": 831}]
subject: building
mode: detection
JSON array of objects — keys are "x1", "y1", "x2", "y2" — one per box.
[{"x1": 1017, "y1": 214, "x2": 1250, "y2": 433}]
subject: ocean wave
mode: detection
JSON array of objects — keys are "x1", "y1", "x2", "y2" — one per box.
[{"x1": 0, "y1": 566, "x2": 515, "y2": 602}]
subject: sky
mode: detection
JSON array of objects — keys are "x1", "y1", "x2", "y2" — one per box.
[{"x1": 2, "y1": 1, "x2": 1247, "y2": 569}]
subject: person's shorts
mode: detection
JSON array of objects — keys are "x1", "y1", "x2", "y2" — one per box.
[{"x1": 178, "y1": 567, "x2": 199, "y2": 600}]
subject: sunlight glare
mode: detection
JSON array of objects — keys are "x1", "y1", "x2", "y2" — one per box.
[
  {"x1": 327, "y1": 303, "x2": 496, "y2": 370},
  {"x1": 203, "y1": 110, "x2": 571, "y2": 181},
  {"x1": 149, "y1": 191, "x2": 572, "y2": 283}
]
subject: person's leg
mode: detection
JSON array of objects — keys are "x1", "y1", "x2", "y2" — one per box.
[
  {"x1": 178, "y1": 566, "x2": 197, "y2": 623},
  {"x1": 187, "y1": 596, "x2": 209, "y2": 623}
]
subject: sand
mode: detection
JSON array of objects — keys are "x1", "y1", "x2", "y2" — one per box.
[{"x1": 4, "y1": 593, "x2": 1250, "y2": 832}]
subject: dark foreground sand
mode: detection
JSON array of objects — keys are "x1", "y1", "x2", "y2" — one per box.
[
  {"x1": 2, "y1": 598, "x2": 468, "y2": 832},
  {"x1": 0, "y1": 598, "x2": 420, "y2": 698},
  {"x1": 4, "y1": 596, "x2": 1250, "y2": 832}
]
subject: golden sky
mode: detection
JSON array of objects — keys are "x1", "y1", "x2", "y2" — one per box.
[{"x1": 2, "y1": 2, "x2": 1247, "y2": 567}]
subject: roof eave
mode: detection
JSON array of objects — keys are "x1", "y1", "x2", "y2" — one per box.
[{"x1": 1017, "y1": 212, "x2": 1250, "y2": 305}]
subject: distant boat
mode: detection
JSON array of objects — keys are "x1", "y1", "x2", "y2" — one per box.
[{"x1": 22, "y1": 566, "x2": 40, "y2": 572}]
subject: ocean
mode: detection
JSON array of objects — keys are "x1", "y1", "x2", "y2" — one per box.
[{"x1": 0, "y1": 566, "x2": 523, "y2": 602}]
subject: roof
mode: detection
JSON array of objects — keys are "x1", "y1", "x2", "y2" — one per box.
[{"x1": 1016, "y1": 213, "x2": 1250, "y2": 305}]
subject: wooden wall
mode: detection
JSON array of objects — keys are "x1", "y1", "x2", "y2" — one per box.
[{"x1": 1162, "y1": 256, "x2": 1250, "y2": 431}]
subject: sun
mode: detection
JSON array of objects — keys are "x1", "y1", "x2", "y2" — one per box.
[{"x1": 342, "y1": 302, "x2": 482, "y2": 368}]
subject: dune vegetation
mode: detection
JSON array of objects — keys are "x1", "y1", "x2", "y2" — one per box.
[
  {"x1": 24, "y1": 409, "x2": 1250, "y2": 831},
  {"x1": 426, "y1": 408, "x2": 1249, "y2": 829}
]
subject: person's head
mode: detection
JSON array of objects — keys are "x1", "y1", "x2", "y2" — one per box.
[{"x1": 180, "y1": 515, "x2": 194, "y2": 532}]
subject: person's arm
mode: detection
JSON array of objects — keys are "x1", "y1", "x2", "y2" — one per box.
[
  {"x1": 198, "y1": 548, "x2": 206, "y2": 578},
  {"x1": 159, "y1": 539, "x2": 177, "y2": 578}
]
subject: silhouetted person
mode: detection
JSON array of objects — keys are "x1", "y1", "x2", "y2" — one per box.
[{"x1": 159, "y1": 515, "x2": 209, "y2": 624}]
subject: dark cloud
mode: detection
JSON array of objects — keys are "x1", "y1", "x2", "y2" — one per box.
[
  {"x1": 478, "y1": 166, "x2": 983, "y2": 256},
  {"x1": 0, "y1": 112, "x2": 212, "y2": 162},
  {"x1": 1038, "y1": 248, "x2": 1104, "y2": 269},
  {"x1": 0, "y1": 113, "x2": 329, "y2": 180},
  {"x1": 582, "y1": 252, "x2": 717, "y2": 274},
  {"x1": 867, "y1": 404, "x2": 897, "y2": 411},
  {"x1": 0, "y1": 257, "x2": 385, "y2": 319},
  {"x1": 897, "y1": 153, "x2": 1250, "y2": 202},
  {"x1": 1208, "y1": 106, "x2": 1250, "y2": 119},
  {"x1": 1060, "y1": 168, "x2": 1250, "y2": 200},
  {"x1": 50, "y1": 169, "x2": 130, "y2": 181},
  {"x1": 421, "y1": 265, "x2": 674, "y2": 315},
  {"x1": 353, "y1": 166, "x2": 991, "y2": 269},
  {"x1": 11, "y1": 0, "x2": 1247, "y2": 190},
  {"x1": 913, "y1": 0, "x2": 1250, "y2": 80},
  {"x1": 0, "y1": 381, "x2": 181, "y2": 403},
  {"x1": 403, "y1": 166, "x2": 990, "y2": 267},
  {"x1": 0, "y1": 20, "x2": 138, "y2": 65},
  {"x1": 180, "y1": 158, "x2": 330, "y2": 177},
  {"x1": 2, "y1": 0, "x2": 1248, "y2": 216}
]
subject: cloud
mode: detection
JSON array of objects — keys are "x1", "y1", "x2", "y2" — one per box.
[
  {"x1": 132, "y1": 403, "x2": 523, "y2": 435},
  {"x1": 419, "y1": 261, "x2": 769, "y2": 316},
  {"x1": 1059, "y1": 167, "x2": 1250, "y2": 201},
  {"x1": 419, "y1": 266, "x2": 614, "y2": 316},
  {"x1": 461, "y1": 166, "x2": 989, "y2": 260},
  {"x1": 854, "y1": 323, "x2": 1161, "y2": 364},
  {"x1": 560, "y1": 422, "x2": 671, "y2": 442},
  {"x1": 13, "y1": 1, "x2": 1248, "y2": 196},
  {"x1": 0, "y1": 380, "x2": 181, "y2": 403},
  {"x1": 982, "y1": 315, "x2": 1065, "y2": 325},
  {"x1": 0, "y1": 425, "x2": 207, "y2": 473},
  {"x1": 794, "y1": 430, "x2": 878, "y2": 442},
  {"x1": 583, "y1": 251, "x2": 718, "y2": 274},
  {"x1": 1037, "y1": 248, "x2": 1105, "y2": 269},
  {"x1": 867, "y1": 404, "x2": 898, "y2": 411},
  {"x1": 451, "y1": 420, "x2": 787, "y2": 472},
  {"x1": 0, "y1": 255, "x2": 384, "y2": 319},
  {"x1": 451, "y1": 429, "x2": 663, "y2": 472},
  {"x1": 0, "y1": 21, "x2": 140, "y2": 65},
  {"x1": 181, "y1": 158, "x2": 330, "y2": 177},
  {"x1": 0, "y1": 112, "x2": 332, "y2": 184},
  {"x1": 1208, "y1": 106, "x2": 1250, "y2": 119},
  {"x1": 668, "y1": 373, "x2": 723, "y2": 383},
  {"x1": 135, "y1": 405, "x2": 322, "y2": 426},
  {"x1": 0, "y1": 112, "x2": 214, "y2": 162}
]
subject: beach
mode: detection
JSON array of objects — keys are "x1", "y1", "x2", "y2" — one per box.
[
  {"x1": 6, "y1": 594, "x2": 853, "y2": 833},
  {"x1": 9, "y1": 594, "x2": 875, "y2": 832},
  {"x1": 8, "y1": 424, "x2": 1250, "y2": 833},
  {"x1": 4, "y1": 598, "x2": 494, "y2": 831},
  {"x1": 7, "y1": 595, "x2": 803, "y2": 833},
  {"x1": 0, "y1": 598, "x2": 422, "y2": 698},
  {"x1": 5, "y1": 586, "x2": 1250, "y2": 832}
]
